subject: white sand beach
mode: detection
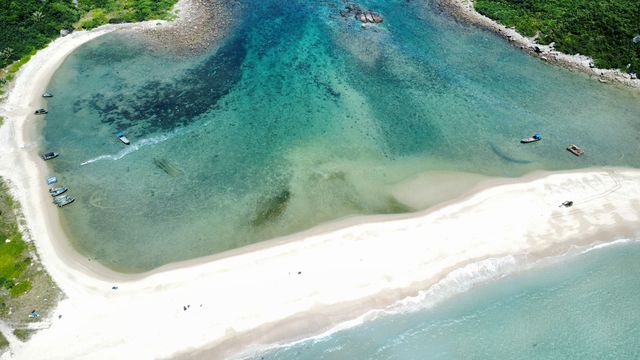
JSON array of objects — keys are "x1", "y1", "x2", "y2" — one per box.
[{"x1": 1, "y1": 7, "x2": 640, "y2": 360}]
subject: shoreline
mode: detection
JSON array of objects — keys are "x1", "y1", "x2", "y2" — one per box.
[
  {"x1": 183, "y1": 169, "x2": 640, "y2": 359},
  {"x1": 199, "y1": 238, "x2": 640, "y2": 359},
  {"x1": 436, "y1": 0, "x2": 640, "y2": 89},
  {"x1": 0, "y1": 3, "x2": 640, "y2": 360}
]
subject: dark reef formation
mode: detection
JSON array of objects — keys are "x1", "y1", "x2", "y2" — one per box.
[{"x1": 339, "y1": 3, "x2": 384, "y2": 24}]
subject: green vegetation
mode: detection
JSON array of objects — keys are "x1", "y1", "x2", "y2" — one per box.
[
  {"x1": 76, "y1": 0, "x2": 178, "y2": 30},
  {"x1": 12, "y1": 328, "x2": 35, "y2": 342},
  {"x1": 0, "y1": 0, "x2": 177, "y2": 91},
  {"x1": 474, "y1": 0, "x2": 640, "y2": 73},
  {"x1": 0, "y1": 332, "x2": 7, "y2": 351},
  {"x1": 0, "y1": 183, "x2": 34, "y2": 301},
  {"x1": 0, "y1": 179, "x2": 61, "y2": 349}
]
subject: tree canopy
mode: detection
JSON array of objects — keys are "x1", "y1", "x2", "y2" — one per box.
[
  {"x1": 475, "y1": 0, "x2": 640, "y2": 73},
  {"x1": 0, "y1": 0, "x2": 177, "y2": 69}
]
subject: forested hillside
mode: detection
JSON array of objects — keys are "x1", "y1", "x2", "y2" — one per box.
[
  {"x1": 0, "y1": 0, "x2": 177, "y2": 70},
  {"x1": 475, "y1": 0, "x2": 640, "y2": 73}
]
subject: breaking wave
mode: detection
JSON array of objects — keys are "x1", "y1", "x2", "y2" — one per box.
[{"x1": 80, "y1": 132, "x2": 176, "y2": 166}]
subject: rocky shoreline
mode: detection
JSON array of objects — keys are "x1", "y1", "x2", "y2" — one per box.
[
  {"x1": 436, "y1": 0, "x2": 640, "y2": 90},
  {"x1": 139, "y1": 0, "x2": 237, "y2": 54}
]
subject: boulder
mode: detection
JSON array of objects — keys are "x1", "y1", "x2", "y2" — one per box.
[
  {"x1": 346, "y1": 4, "x2": 361, "y2": 12},
  {"x1": 365, "y1": 13, "x2": 375, "y2": 23},
  {"x1": 371, "y1": 13, "x2": 384, "y2": 23}
]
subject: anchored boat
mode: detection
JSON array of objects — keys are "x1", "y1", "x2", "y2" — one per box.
[
  {"x1": 41, "y1": 152, "x2": 59, "y2": 160},
  {"x1": 53, "y1": 195, "x2": 75, "y2": 207},
  {"x1": 567, "y1": 144, "x2": 584, "y2": 156},
  {"x1": 116, "y1": 131, "x2": 130, "y2": 145},
  {"x1": 49, "y1": 186, "x2": 68, "y2": 197},
  {"x1": 520, "y1": 133, "x2": 542, "y2": 143},
  {"x1": 34, "y1": 108, "x2": 48, "y2": 115},
  {"x1": 42, "y1": 92, "x2": 53, "y2": 98}
]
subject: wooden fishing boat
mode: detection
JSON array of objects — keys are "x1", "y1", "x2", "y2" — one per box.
[
  {"x1": 49, "y1": 186, "x2": 68, "y2": 197},
  {"x1": 566, "y1": 144, "x2": 584, "y2": 156},
  {"x1": 41, "y1": 152, "x2": 59, "y2": 160},
  {"x1": 34, "y1": 108, "x2": 48, "y2": 115},
  {"x1": 53, "y1": 195, "x2": 75, "y2": 207}
]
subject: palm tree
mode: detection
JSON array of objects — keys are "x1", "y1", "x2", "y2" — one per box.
[
  {"x1": 0, "y1": 48, "x2": 14, "y2": 61},
  {"x1": 32, "y1": 10, "x2": 44, "y2": 23}
]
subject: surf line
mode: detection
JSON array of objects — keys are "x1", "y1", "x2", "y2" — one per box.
[{"x1": 80, "y1": 132, "x2": 176, "y2": 166}]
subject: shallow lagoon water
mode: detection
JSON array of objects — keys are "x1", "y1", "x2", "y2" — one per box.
[{"x1": 42, "y1": 0, "x2": 640, "y2": 271}]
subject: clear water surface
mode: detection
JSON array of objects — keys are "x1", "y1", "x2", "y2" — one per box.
[
  {"x1": 42, "y1": 0, "x2": 640, "y2": 271},
  {"x1": 255, "y1": 241, "x2": 640, "y2": 359}
]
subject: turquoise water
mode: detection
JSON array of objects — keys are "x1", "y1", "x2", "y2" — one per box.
[
  {"x1": 41, "y1": 0, "x2": 640, "y2": 271},
  {"x1": 255, "y1": 241, "x2": 640, "y2": 359}
]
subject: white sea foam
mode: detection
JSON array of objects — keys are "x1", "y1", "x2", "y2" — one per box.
[
  {"x1": 577, "y1": 238, "x2": 638, "y2": 255},
  {"x1": 246, "y1": 238, "x2": 640, "y2": 359},
  {"x1": 389, "y1": 255, "x2": 528, "y2": 314},
  {"x1": 237, "y1": 254, "x2": 533, "y2": 359},
  {"x1": 80, "y1": 132, "x2": 177, "y2": 166}
]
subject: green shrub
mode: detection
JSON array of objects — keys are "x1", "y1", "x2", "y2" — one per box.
[
  {"x1": 475, "y1": 0, "x2": 640, "y2": 73},
  {"x1": 1, "y1": 0, "x2": 177, "y2": 69},
  {"x1": 12, "y1": 328, "x2": 33, "y2": 342}
]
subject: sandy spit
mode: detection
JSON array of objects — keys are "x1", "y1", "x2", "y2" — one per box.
[{"x1": 0, "y1": 1, "x2": 640, "y2": 359}]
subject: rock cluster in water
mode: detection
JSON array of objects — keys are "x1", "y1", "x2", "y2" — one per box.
[
  {"x1": 141, "y1": 0, "x2": 236, "y2": 55},
  {"x1": 340, "y1": 3, "x2": 384, "y2": 24}
]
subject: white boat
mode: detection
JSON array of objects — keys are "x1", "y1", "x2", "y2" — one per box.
[
  {"x1": 116, "y1": 131, "x2": 130, "y2": 145},
  {"x1": 520, "y1": 133, "x2": 542, "y2": 143}
]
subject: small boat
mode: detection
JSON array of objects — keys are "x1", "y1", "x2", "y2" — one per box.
[
  {"x1": 46, "y1": 176, "x2": 57, "y2": 185},
  {"x1": 567, "y1": 144, "x2": 584, "y2": 156},
  {"x1": 41, "y1": 152, "x2": 59, "y2": 160},
  {"x1": 116, "y1": 131, "x2": 130, "y2": 145},
  {"x1": 49, "y1": 186, "x2": 68, "y2": 197},
  {"x1": 53, "y1": 195, "x2": 75, "y2": 207},
  {"x1": 42, "y1": 92, "x2": 53, "y2": 98},
  {"x1": 34, "y1": 108, "x2": 48, "y2": 115},
  {"x1": 560, "y1": 200, "x2": 574, "y2": 208},
  {"x1": 520, "y1": 133, "x2": 542, "y2": 143}
]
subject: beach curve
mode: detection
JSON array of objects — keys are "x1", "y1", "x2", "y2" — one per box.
[{"x1": 1, "y1": 3, "x2": 640, "y2": 360}]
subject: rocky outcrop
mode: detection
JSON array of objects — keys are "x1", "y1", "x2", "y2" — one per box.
[
  {"x1": 434, "y1": 0, "x2": 640, "y2": 90},
  {"x1": 339, "y1": 3, "x2": 384, "y2": 24},
  {"x1": 140, "y1": 0, "x2": 236, "y2": 55}
]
